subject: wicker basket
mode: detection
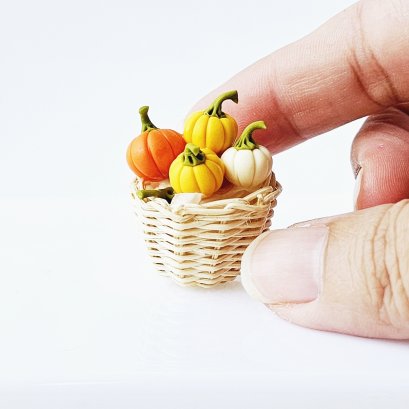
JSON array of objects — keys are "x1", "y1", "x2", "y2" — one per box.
[{"x1": 131, "y1": 174, "x2": 281, "y2": 288}]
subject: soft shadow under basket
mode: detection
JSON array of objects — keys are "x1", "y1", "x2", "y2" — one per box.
[{"x1": 131, "y1": 173, "x2": 281, "y2": 288}]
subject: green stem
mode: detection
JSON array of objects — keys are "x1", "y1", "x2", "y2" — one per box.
[
  {"x1": 182, "y1": 143, "x2": 206, "y2": 166},
  {"x1": 139, "y1": 106, "x2": 158, "y2": 132},
  {"x1": 234, "y1": 121, "x2": 266, "y2": 150},
  {"x1": 137, "y1": 187, "x2": 175, "y2": 203},
  {"x1": 205, "y1": 90, "x2": 238, "y2": 118}
]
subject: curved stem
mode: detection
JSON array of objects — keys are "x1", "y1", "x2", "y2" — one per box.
[
  {"x1": 139, "y1": 106, "x2": 158, "y2": 132},
  {"x1": 234, "y1": 121, "x2": 266, "y2": 150},
  {"x1": 205, "y1": 90, "x2": 238, "y2": 117},
  {"x1": 137, "y1": 187, "x2": 175, "y2": 203},
  {"x1": 183, "y1": 143, "x2": 206, "y2": 166}
]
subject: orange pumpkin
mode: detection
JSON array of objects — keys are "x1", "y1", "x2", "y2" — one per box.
[{"x1": 126, "y1": 106, "x2": 186, "y2": 181}]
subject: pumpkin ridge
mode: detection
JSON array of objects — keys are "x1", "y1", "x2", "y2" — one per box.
[
  {"x1": 203, "y1": 163, "x2": 217, "y2": 193},
  {"x1": 171, "y1": 129, "x2": 187, "y2": 154},
  {"x1": 130, "y1": 132, "x2": 160, "y2": 180},
  {"x1": 131, "y1": 156, "x2": 151, "y2": 180},
  {"x1": 249, "y1": 150, "x2": 256, "y2": 186},
  {"x1": 160, "y1": 129, "x2": 177, "y2": 158},
  {"x1": 180, "y1": 166, "x2": 199, "y2": 193},
  {"x1": 170, "y1": 157, "x2": 184, "y2": 192},
  {"x1": 219, "y1": 120, "x2": 226, "y2": 152},
  {"x1": 153, "y1": 130, "x2": 175, "y2": 176},
  {"x1": 205, "y1": 158, "x2": 223, "y2": 189},
  {"x1": 192, "y1": 114, "x2": 209, "y2": 148},
  {"x1": 130, "y1": 138, "x2": 151, "y2": 180},
  {"x1": 228, "y1": 148, "x2": 236, "y2": 183},
  {"x1": 126, "y1": 142, "x2": 139, "y2": 175},
  {"x1": 145, "y1": 130, "x2": 165, "y2": 179},
  {"x1": 205, "y1": 116, "x2": 224, "y2": 154},
  {"x1": 183, "y1": 111, "x2": 201, "y2": 143}
]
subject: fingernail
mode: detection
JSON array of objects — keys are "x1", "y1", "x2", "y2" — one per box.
[
  {"x1": 353, "y1": 167, "x2": 362, "y2": 210},
  {"x1": 241, "y1": 226, "x2": 328, "y2": 304}
]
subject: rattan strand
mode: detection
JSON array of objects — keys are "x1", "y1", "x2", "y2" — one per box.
[{"x1": 131, "y1": 175, "x2": 281, "y2": 288}]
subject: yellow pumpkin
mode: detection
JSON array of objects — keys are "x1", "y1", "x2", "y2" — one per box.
[
  {"x1": 169, "y1": 143, "x2": 225, "y2": 197},
  {"x1": 183, "y1": 90, "x2": 238, "y2": 155}
]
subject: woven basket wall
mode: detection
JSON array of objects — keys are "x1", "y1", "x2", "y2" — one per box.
[{"x1": 131, "y1": 174, "x2": 281, "y2": 288}]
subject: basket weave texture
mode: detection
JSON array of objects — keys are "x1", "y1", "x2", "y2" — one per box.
[{"x1": 131, "y1": 174, "x2": 281, "y2": 288}]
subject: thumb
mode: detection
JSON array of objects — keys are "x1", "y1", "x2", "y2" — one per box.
[{"x1": 241, "y1": 200, "x2": 409, "y2": 339}]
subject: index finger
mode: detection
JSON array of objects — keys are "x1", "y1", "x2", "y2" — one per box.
[{"x1": 191, "y1": 0, "x2": 409, "y2": 153}]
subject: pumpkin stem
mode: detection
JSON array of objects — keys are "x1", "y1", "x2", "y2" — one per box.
[
  {"x1": 234, "y1": 121, "x2": 266, "y2": 151},
  {"x1": 139, "y1": 106, "x2": 158, "y2": 132},
  {"x1": 183, "y1": 143, "x2": 206, "y2": 166},
  {"x1": 205, "y1": 90, "x2": 238, "y2": 118},
  {"x1": 137, "y1": 187, "x2": 175, "y2": 203}
]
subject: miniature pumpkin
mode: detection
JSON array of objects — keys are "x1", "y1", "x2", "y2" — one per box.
[
  {"x1": 183, "y1": 90, "x2": 239, "y2": 155},
  {"x1": 169, "y1": 143, "x2": 225, "y2": 197},
  {"x1": 221, "y1": 121, "x2": 272, "y2": 188},
  {"x1": 126, "y1": 106, "x2": 186, "y2": 181}
]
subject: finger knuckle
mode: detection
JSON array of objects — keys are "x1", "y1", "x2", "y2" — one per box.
[
  {"x1": 347, "y1": 1, "x2": 406, "y2": 107},
  {"x1": 365, "y1": 200, "x2": 409, "y2": 328}
]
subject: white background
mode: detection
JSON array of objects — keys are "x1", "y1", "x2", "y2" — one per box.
[{"x1": 1, "y1": 0, "x2": 409, "y2": 408}]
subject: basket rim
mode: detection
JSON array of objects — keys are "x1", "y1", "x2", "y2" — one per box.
[{"x1": 131, "y1": 177, "x2": 282, "y2": 212}]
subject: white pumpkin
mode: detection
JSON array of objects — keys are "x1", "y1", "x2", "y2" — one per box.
[{"x1": 221, "y1": 121, "x2": 272, "y2": 188}]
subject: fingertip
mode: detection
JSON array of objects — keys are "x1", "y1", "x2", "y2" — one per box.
[
  {"x1": 240, "y1": 227, "x2": 327, "y2": 305},
  {"x1": 241, "y1": 231, "x2": 274, "y2": 303}
]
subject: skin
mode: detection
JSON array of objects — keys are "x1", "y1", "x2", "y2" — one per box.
[{"x1": 192, "y1": 0, "x2": 409, "y2": 338}]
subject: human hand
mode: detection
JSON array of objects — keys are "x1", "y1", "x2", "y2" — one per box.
[{"x1": 193, "y1": 0, "x2": 409, "y2": 339}]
